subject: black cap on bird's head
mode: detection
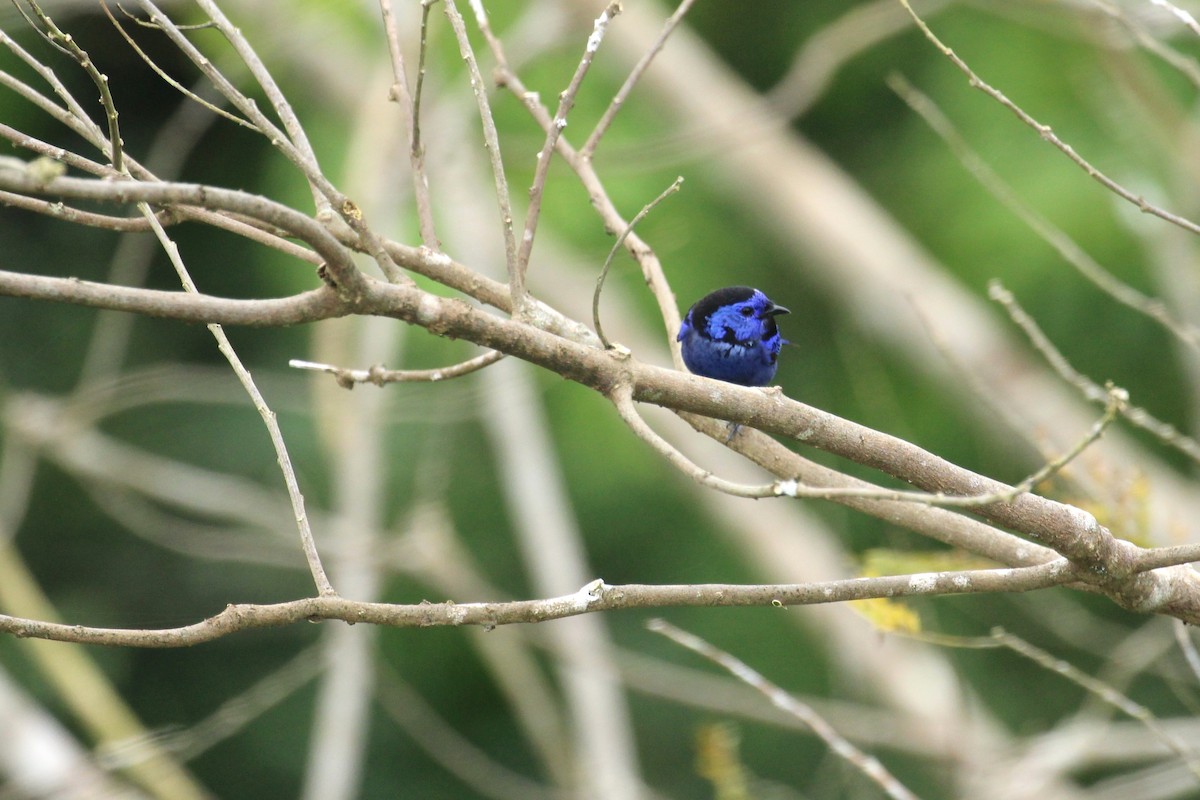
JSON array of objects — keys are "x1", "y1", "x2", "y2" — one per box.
[{"x1": 688, "y1": 286, "x2": 789, "y2": 327}]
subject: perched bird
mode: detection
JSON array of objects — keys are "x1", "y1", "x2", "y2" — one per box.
[{"x1": 677, "y1": 286, "x2": 790, "y2": 386}]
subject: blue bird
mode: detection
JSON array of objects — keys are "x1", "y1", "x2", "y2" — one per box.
[{"x1": 677, "y1": 286, "x2": 790, "y2": 386}]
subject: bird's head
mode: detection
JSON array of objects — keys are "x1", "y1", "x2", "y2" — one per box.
[{"x1": 688, "y1": 285, "x2": 790, "y2": 344}]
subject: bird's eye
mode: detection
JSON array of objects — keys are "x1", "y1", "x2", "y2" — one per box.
[{"x1": 740, "y1": 306, "x2": 754, "y2": 317}]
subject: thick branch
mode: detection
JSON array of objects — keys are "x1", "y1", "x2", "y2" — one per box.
[
  {"x1": 0, "y1": 170, "x2": 362, "y2": 292},
  {"x1": 2, "y1": 264, "x2": 1198, "y2": 621},
  {"x1": 0, "y1": 271, "x2": 344, "y2": 326}
]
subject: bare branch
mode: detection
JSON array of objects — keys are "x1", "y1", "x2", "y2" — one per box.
[
  {"x1": 517, "y1": 2, "x2": 620, "y2": 281},
  {"x1": 897, "y1": 0, "x2": 1200, "y2": 237},
  {"x1": 0, "y1": 123, "x2": 111, "y2": 176},
  {"x1": 133, "y1": 0, "x2": 410, "y2": 284},
  {"x1": 0, "y1": 170, "x2": 362, "y2": 291},
  {"x1": 611, "y1": 384, "x2": 780, "y2": 499},
  {"x1": 0, "y1": 565, "x2": 1080, "y2": 648},
  {"x1": 4, "y1": 265, "x2": 1196, "y2": 618},
  {"x1": 0, "y1": 269, "x2": 344, "y2": 326},
  {"x1": 648, "y1": 619, "x2": 920, "y2": 800},
  {"x1": 141, "y1": 207, "x2": 334, "y2": 596},
  {"x1": 592, "y1": 176, "x2": 682, "y2": 349},
  {"x1": 989, "y1": 281, "x2": 1200, "y2": 465},
  {"x1": 581, "y1": 0, "x2": 698, "y2": 159},
  {"x1": 476, "y1": 9, "x2": 683, "y2": 350},
  {"x1": 0, "y1": 187, "x2": 170, "y2": 231},
  {"x1": 20, "y1": 0, "x2": 125, "y2": 170},
  {"x1": 379, "y1": 0, "x2": 439, "y2": 249},
  {"x1": 191, "y1": 0, "x2": 326, "y2": 199},
  {"x1": 290, "y1": 350, "x2": 506, "y2": 387},
  {"x1": 443, "y1": 0, "x2": 521, "y2": 307},
  {"x1": 101, "y1": 0, "x2": 255, "y2": 131},
  {"x1": 889, "y1": 73, "x2": 1200, "y2": 350},
  {"x1": 0, "y1": 26, "x2": 105, "y2": 145}
]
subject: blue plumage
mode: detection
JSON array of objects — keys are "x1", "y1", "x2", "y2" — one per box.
[{"x1": 677, "y1": 286, "x2": 789, "y2": 386}]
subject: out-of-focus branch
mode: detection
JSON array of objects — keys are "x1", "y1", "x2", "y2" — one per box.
[{"x1": 649, "y1": 619, "x2": 920, "y2": 800}]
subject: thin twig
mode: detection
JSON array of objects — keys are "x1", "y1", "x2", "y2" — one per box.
[
  {"x1": 517, "y1": 2, "x2": 620, "y2": 282},
  {"x1": 289, "y1": 350, "x2": 506, "y2": 388},
  {"x1": 582, "y1": 0, "x2": 698, "y2": 159},
  {"x1": 889, "y1": 72, "x2": 1200, "y2": 350},
  {"x1": 989, "y1": 280, "x2": 1200, "y2": 464},
  {"x1": 620, "y1": 370, "x2": 1119, "y2": 513},
  {"x1": 990, "y1": 627, "x2": 1200, "y2": 781},
  {"x1": 611, "y1": 384, "x2": 779, "y2": 499},
  {"x1": 127, "y1": 3, "x2": 306, "y2": 162},
  {"x1": 21, "y1": 0, "x2": 124, "y2": 171},
  {"x1": 135, "y1": 0, "x2": 409, "y2": 285},
  {"x1": 0, "y1": 188, "x2": 171, "y2": 230},
  {"x1": 593, "y1": 176, "x2": 683, "y2": 348},
  {"x1": 1004, "y1": 384, "x2": 1126, "y2": 496},
  {"x1": 0, "y1": 123, "x2": 110, "y2": 176},
  {"x1": 379, "y1": 0, "x2": 439, "y2": 249},
  {"x1": 139, "y1": 203, "x2": 335, "y2": 597},
  {"x1": 101, "y1": 0, "x2": 254, "y2": 130},
  {"x1": 442, "y1": 0, "x2": 521, "y2": 309},
  {"x1": 472, "y1": 19, "x2": 683, "y2": 358},
  {"x1": 0, "y1": 28, "x2": 105, "y2": 145},
  {"x1": 776, "y1": 384, "x2": 1125, "y2": 508},
  {"x1": 647, "y1": 619, "x2": 921, "y2": 800},
  {"x1": 191, "y1": 0, "x2": 325, "y2": 209},
  {"x1": 0, "y1": 169, "x2": 361, "y2": 291},
  {"x1": 78, "y1": 75, "x2": 229, "y2": 388},
  {"x1": 1174, "y1": 620, "x2": 1200, "y2": 684},
  {"x1": 414, "y1": 0, "x2": 437, "y2": 157},
  {"x1": 897, "y1": 0, "x2": 1200, "y2": 237}
]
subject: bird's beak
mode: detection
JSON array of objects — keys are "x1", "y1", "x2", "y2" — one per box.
[{"x1": 765, "y1": 303, "x2": 790, "y2": 317}]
